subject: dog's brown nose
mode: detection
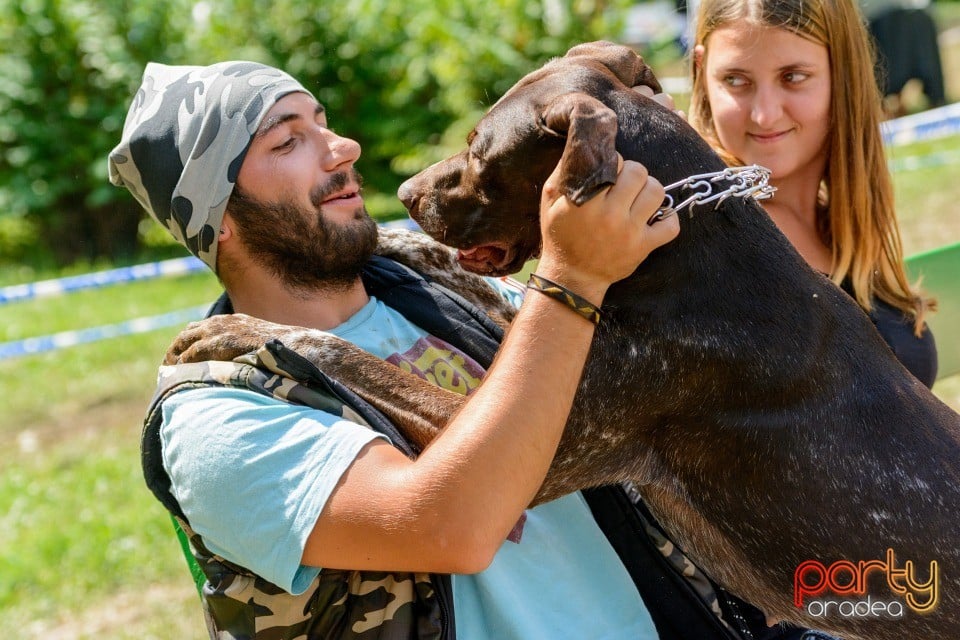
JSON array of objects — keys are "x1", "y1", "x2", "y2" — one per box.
[{"x1": 397, "y1": 179, "x2": 420, "y2": 213}]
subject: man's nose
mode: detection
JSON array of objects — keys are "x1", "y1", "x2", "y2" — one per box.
[{"x1": 320, "y1": 130, "x2": 361, "y2": 171}]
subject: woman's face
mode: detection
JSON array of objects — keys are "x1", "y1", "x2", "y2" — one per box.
[{"x1": 700, "y1": 23, "x2": 831, "y2": 185}]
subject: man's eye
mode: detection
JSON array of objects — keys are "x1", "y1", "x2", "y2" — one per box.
[{"x1": 274, "y1": 138, "x2": 295, "y2": 151}]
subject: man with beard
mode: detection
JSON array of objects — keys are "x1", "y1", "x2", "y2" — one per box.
[{"x1": 109, "y1": 61, "x2": 680, "y2": 639}]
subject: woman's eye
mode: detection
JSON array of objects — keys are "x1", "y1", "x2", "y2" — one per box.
[
  {"x1": 724, "y1": 75, "x2": 747, "y2": 88},
  {"x1": 784, "y1": 71, "x2": 809, "y2": 84}
]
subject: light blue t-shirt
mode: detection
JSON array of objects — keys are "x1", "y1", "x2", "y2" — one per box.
[{"x1": 160, "y1": 279, "x2": 658, "y2": 638}]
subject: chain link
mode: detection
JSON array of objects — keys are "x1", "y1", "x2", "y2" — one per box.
[{"x1": 650, "y1": 165, "x2": 776, "y2": 223}]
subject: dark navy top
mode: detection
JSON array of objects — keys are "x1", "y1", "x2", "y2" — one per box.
[
  {"x1": 839, "y1": 279, "x2": 938, "y2": 387},
  {"x1": 866, "y1": 295, "x2": 938, "y2": 388}
]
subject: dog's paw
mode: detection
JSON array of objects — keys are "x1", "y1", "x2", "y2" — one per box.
[{"x1": 164, "y1": 314, "x2": 291, "y2": 365}]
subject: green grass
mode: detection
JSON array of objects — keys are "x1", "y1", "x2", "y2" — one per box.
[
  {"x1": 0, "y1": 271, "x2": 221, "y2": 441},
  {"x1": 0, "y1": 425, "x2": 205, "y2": 637},
  {"x1": 1, "y1": 270, "x2": 221, "y2": 342},
  {"x1": 889, "y1": 135, "x2": 960, "y2": 255},
  {"x1": 0, "y1": 270, "x2": 219, "y2": 638},
  {"x1": 2, "y1": 428, "x2": 177, "y2": 616}
]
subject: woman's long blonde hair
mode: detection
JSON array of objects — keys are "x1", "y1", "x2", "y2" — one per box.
[{"x1": 688, "y1": 0, "x2": 933, "y2": 333}]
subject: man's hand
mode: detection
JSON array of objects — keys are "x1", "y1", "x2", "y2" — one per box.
[{"x1": 535, "y1": 156, "x2": 679, "y2": 303}]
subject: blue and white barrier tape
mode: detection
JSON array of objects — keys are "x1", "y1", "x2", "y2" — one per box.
[
  {"x1": 0, "y1": 256, "x2": 205, "y2": 305},
  {"x1": 0, "y1": 218, "x2": 423, "y2": 360},
  {"x1": 882, "y1": 102, "x2": 960, "y2": 147},
  {"x1": 0, "y1": 305, "x2": 209, "y2": 361}
]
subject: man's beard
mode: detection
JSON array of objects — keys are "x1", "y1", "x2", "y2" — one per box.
[{"x1": 227, "y1": 169, "x2": 379, "y2": 295}]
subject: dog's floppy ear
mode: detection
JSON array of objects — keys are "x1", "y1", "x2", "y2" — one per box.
[
  {"x1": 540, "y1": 92, "x2": 619, "y2": 205},
  {"x1": 564, "y1": 41, "x2": 662, "y2": 93}
]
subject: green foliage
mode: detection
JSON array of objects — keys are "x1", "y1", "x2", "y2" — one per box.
[
  {"x1": 0, "y1": 215, "x2": 38, "y2": 263},
  {"x1": 0, "y1": 0, "x2": 195, "y2": 265},
  {"x1": 186, "y1": 0, "x2": 634, "y2": 216},
  {"x1": 0, "y1": 0, "x2": 632, "y2": 263}
]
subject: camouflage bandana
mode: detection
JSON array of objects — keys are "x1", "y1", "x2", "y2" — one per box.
[{"x1": 108, "y1": 61, "x2": 310, "y2": 272}]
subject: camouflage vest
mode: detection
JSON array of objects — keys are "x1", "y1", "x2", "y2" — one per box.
[
  {"x1": 144, "y1": 344, "x2": 453, "y2": 639},
  {"x1": 141, "y1": 256, "x2": 754, "y2": 640}
]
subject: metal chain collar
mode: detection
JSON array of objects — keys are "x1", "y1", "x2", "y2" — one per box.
[{"x1": 651, "y1": 164, "x2": 776, "y2": 223}]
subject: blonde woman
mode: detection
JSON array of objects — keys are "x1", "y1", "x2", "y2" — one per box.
[{"x1": 688, "y1": 0, "x2": 938, "y2": 386}]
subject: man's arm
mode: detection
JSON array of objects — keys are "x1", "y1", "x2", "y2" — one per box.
[{"x1": 304, "y1": 159, "x2": 677, "y2": 574}]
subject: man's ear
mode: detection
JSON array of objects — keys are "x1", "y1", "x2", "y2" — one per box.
[
  {"x1": 539, "y1": 92, "x2": 619, "y2": 205},
  {"x1": 218, "y1": 213, "x2": 235, "y2": 243}
]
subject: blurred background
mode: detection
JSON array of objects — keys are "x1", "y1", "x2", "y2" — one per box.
[{"x1": 1, "y1": 1, "x2": 958, "y2": 637}]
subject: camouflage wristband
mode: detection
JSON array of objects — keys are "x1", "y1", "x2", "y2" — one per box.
[{"x1": 526, "y1": 273, "x2": 602, "y2": 325}]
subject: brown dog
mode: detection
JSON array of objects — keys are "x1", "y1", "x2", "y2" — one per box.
[{"x1": 169, "y1": 42, "x2": 960, "y2": 638}]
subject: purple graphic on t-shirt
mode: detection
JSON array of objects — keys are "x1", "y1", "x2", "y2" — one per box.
[{"x1": 386, "y1": 335, "x2": 486, "y2": 396}]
